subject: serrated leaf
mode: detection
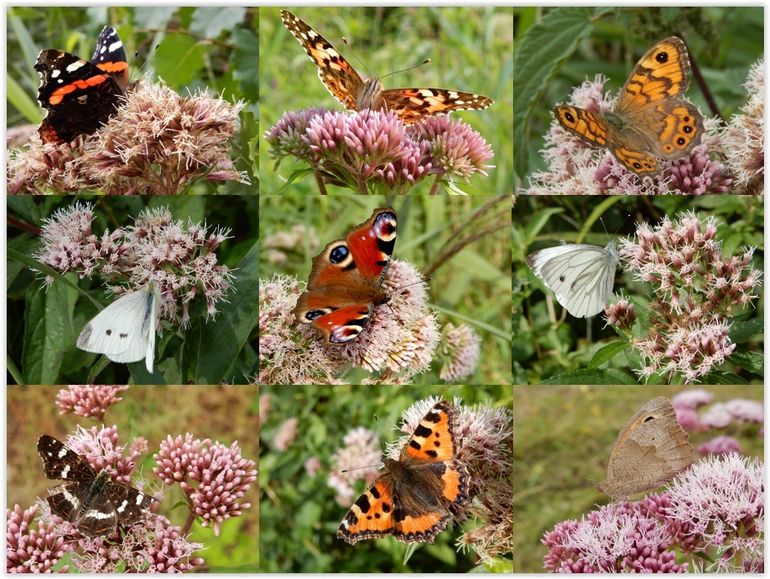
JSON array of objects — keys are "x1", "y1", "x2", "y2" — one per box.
[
  {"x1": 729, "y1": 350, "x2": 764, "y2": 375},
  {"x1": 513, "y1": 7, "x2": 610, "y2": 177}
]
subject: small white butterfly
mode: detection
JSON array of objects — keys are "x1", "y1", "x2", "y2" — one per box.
[
  {"x1": 76, "y1": 285, "x2": 160, "y2": 373},
  {"x1": 526, "y1": 242, "x2": 619, "y2": 318}
]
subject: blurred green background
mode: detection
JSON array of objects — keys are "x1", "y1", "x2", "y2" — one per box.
[
  {"x1": 7, "y1": 196, "x2": 259, "y2": 385},
  {"x1": 258, "y1": 384, "x2": 511, "y2": 571},
  {"x1": 259, "y1": 7, "x2": 513, "y2": 195},
  {"x1": 8, "y1": 385, "x2": 260, "y2": 571},
  {"x1": 260, "y1": 195, "x2": 512, "y2": 384},
  {"x1": 513, "y1": 6, "x2": 764, "y2": 183},
  {"x1": 513, "y1": 384, "x2": 764, "y2": 572},
  {"x1": 7, "y1": 6, "x2": 259, "y2": 192},
  {"x1": 512, "y1": 195, "x2": 764, "y2": 385}
]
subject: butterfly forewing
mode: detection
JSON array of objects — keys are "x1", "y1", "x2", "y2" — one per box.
[{"x1": 526, "y1": 242, "x2": 618, "y2": 318}]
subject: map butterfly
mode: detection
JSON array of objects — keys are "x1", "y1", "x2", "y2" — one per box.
[
  {"x1": 281, "y1": 10, "x2": 493, "y2": 125},
  {"x1": 37, "y1": 434, "x2": 153, "y2": 536}
]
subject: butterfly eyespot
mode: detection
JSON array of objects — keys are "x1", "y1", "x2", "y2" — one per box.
[
  {"x1": 655, "y1": 50, "x2": 670, "y2": 64},
  {"x1": 329, "y1": 244, "x2": 349, "y2": 264},
  {"x1": 683, "y1": 126, "x2": 693, "y2": 134},
  {"x1": 305, "y1": 309, "x2": 326, "y2": 321}
]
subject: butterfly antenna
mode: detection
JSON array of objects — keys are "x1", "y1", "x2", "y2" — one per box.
[
  {"x1": 381, "y1": 59, "x2": 431, "y2": 81},
  {"x1": 341, "y1": 36, "x2": 373, "y2": 78},
  {"x1": 340, "y1": 463, "x2": 382, "y2": 474}
]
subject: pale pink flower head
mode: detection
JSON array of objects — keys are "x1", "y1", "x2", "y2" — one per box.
[
  {"x1": 725, "y1": 399, "x2": 764, "y2": 423},
  {"x1": 697, "y1": 435, "x2": 742, "y2": 456},
  {"x1": 273, "y1": 417, "x2": 299, "y2": 452},
  {"x1": 6, "y1": 504, "x2": 70, "y2": 572},
  {"x1": 700, "y1": 403, "x2": 734, "y2": 429},
  {"x1": 35, "y1": 202, "x2": 235, "y2": 329},
  {"x1": 328, "y1": 426, "x2": 381, "y2": 507},
  {"x1": 153, "y1": 434, "x2": 257, "y2": 536},
  {"x1": 614, "y1": 211, "x2": 761, "y2": 383},
  {"x1": 55, "y1": 385, "x2": 129, "y2": 420},
  {"x1": 672, "y1": 389, "x2": 714, "y2": 410},
  {"x1": 439, "y1": 323, "x2": 481, "y2": 382},
  {"x1": 61, "y1": 424, "x2": 148, "y2": 485}
]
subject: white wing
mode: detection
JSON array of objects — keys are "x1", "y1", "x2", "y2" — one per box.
[
  {"x1": 76, "y1": 287, "x2": 159, "y2": 371},
  {"x1": 526, "y1": 242, "x2": 618, "y2": 318}
]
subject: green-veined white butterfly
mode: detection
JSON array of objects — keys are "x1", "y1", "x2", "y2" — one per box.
[
  {"x1": 526, "y1": 242, "x2": 619, "y2": 318},
  {"x1": 76, "y1": 285, "x2": 160, "y2": 373}
]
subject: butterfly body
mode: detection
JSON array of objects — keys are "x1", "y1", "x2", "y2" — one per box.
[
  {"x1": 338, "y1": 401, "x2": 470, "y2": 544},
  {"x1": 281, "y1": 10, "x2": 493, "y2": 124},
  {"x1": 295, "y1": 208, "x2": 397, "y2": 344},
  {"x1": 35, "y1": 25, "x2": 129, "y2": 143},
  {"x1": 526, "y1": 242, "x2": 619, "y2": 318},
  {"x1": 554, "y1": 37, "x2": 703, "y2": 175},
  {"x1": 37, "y1": 435, "x2": 153, "y2": 536},
  {"x1": 599, "y1": 397, "x2": 694, "y2": 500}
]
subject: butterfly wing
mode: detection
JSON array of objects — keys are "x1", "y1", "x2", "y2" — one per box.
[
  {"x1": 600, "y1": 397, "x2": 694, "y2": 500},
  {"x1": 89, "y1": 25, "x2": 129, "y2": 92},
  {"x1": 295, "y1": 208, "x2": 397, "y2": 344},
  {"x1": 526, "y1": 242, "x2": 619, "y2": 318},
  {"x1": 281, "y1": 10, "x2": 364, "y2": 111},
  {"x1": 77, "y1": 288, "x2": 157, "y2": 366},
  {"x1": 382, "y1": 88, "x2": 493, "y2": 124}
]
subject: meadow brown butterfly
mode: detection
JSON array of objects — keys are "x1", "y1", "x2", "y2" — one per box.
[{"x1": 599, "y1": 396, "x2": 694, "y2": 500}]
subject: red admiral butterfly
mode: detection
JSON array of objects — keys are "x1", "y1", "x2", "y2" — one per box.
[
  {"x1": 37, "y1": 434, "x2": 153, "y2": 536},
  {"x1": 35, "y1": 25, "x2": 129, "y2": 144}
]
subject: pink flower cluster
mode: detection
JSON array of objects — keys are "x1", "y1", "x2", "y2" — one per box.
[
  {"x1": 55, "y1": 385, "x2": 129, "y2": 419},
  {"x1": 543, "y1": 454, "x2": 763, "y2": 573},
  {"x1": 153, "y1": 433, "x2": 257, "y2": 536},
  {"x1": 614, "y1": 211, "x2": 761, "y2": 383}
]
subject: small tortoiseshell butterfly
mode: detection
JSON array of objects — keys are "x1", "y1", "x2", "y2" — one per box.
[{"x1": 338, "y1": 400, "x2": 470, "y2": 544}]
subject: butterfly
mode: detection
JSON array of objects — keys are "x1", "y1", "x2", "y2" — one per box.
[
  {"x1": 338, "y1": 400, "x2": 470, "y2": 544},
  {"x1": 598, "y1": 397, "x2": 693, "y2": 500},
  {"x1": 281, "y1": 10, "x2": 493, "y2": 125},
  {"x1": 553, "y1": 37, "x2": 704, "y2": 176},
  {"x1": 37, "y1": 434, "x2": 153, "y2": 536},
  {"x1": 526, "y1": 242, "x2": 619, "y2": 318},
  {"x1": 35, "y1": 25, "x2": 130, "y2": 144},
  {"x1": 294, "y1": 208, "x2": 397, "y2": 344},
  {"x1": 76, "y1": 285, "x2": 160, "y2": 373}
]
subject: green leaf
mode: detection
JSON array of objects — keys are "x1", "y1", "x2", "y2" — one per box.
[
  {"x1": 539, "y1": 368, "x2": 635, "y2": 385},
  {"x1": 513, "y1": 7, "x2": 609, "y2": 177},
  {"x1": 189, "y1": 6, "x2": 246, "y2": 38},
  {"x1": 7, "y1": 74, "x2": 41, "y2": 123},
  {"x1": 729, "y1": 350, "x2": 764, "y2": 375},
  {"x1": 729, "y1": 317, "x2": 763, "y2": 343},
  {"x1": 184, "y1": 239, "x2": 258, "y2": 383},
  {"x1": 154, "y1": 33, "x2": 207, "y2": 88},
  {"x1": 231, "y1": 27, "x2": 260, "y2": 102},
  {"x1": 588, "y1": 340, "x2": 629, "y2": 368}
]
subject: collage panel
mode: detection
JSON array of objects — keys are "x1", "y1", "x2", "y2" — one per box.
[
  {"x1": 512, "y1": 195, "x2": 763, "y2": 386},
  {"x1": 513, "y1": 384, "x2": 764, "y2": 572},
  {"x1": 259, "y1": 6, "x2": 513, "y2": 195},
  {"x1": 8, "y1": 384, "x2": 259, "y2": 572},
  {"x1": 513, "y1": 6, "x2": 763, "y2": 194},
  {"x1": 7, "y1": 196, "x2": 259, "y2": 385},
  {"x1": 258, "y1": 384, "x2": 512, "y2": 572},
  {"x1": 7, "y1": 6, "x2": 259, "y2": 194},
  {"x1": 259, "y1": 196, "x2": 512, "y2": 385}
]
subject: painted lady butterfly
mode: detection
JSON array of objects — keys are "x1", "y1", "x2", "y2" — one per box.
[{"x1": 281, "y1": 10, "x2": 493, "y2": 125}]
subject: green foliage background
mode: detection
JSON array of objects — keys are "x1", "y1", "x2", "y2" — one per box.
[
  {"x1": 7, "y1": 196, "x2": 259, "y2": 385},
  {"x1": 260, "y1": 195, "x2": 512, "y2": 384},
  {"x1": 8, "y1": 385, "x2": 260, "y2": 571},
  {"x1": 7, "y1": 6, "x2": 259, "y2": 193},
  {"x1": 259, "y1": 7, "x2": 513, "y2": 195},
  {"x1": 259, "y1": 384, "x2": 511, "y2": 572},
  {"x1": 513, "y1": 384, "x2": 764, "y2": 572},
  {"x1": 512, "y1": 195, "x2": 764, "y2": 385},
  {"x1": 513, "y1": 6, "x2": 764, "y2": 183}
]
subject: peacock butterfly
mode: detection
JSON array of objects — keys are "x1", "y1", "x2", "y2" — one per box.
[{"x1": 294, "y1": 207, "x2": 397, "y2": 344}]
